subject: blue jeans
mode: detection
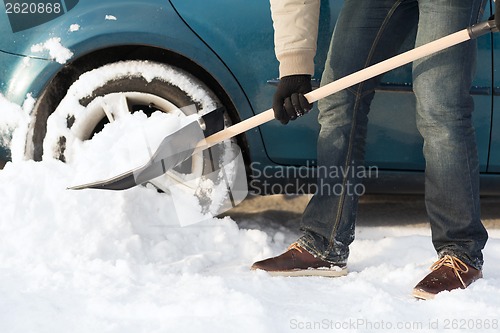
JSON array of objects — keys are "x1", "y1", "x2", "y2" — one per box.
[{"x1": 298, "y1": 0, "x2": 488, "y2": 269}]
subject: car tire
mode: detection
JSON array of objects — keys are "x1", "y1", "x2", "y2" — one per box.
[{"x1": 31, "y1": 60, "x2": 242, "y2": 214}]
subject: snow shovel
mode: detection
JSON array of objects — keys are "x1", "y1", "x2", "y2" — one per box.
[{"x1": 69, "y1": 15, "x2": 499, "y2": 191}]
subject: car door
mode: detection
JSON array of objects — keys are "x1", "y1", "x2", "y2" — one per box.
[
  {"x1": 169, "y1": 0, "x2": 340, "y2": 167},
  {"x1": 170, "y1": 0, "x2": 493, "y2": 173},
  {"x1": 489, "y1": 2, "x2": 500, "y2": 173}
]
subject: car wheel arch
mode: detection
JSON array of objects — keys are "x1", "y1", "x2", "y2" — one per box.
[{"x1": 27, "y1": 44, "x2": 250, "y2": 165}]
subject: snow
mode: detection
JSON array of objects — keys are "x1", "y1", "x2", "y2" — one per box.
[
  {"x1": 30, "y1": 37, "x2": 73, "y2": 64},
  {"x1": 0, "y1": 95, "x2": 23, "y2": 153},
  {"x1": 1, "y1": 87, "x2": 500, "y2": 332},
  {"x1": 69, "y1": 24, "x2": 80, "y2": 32},
  {"x1": 0, "y1": 94, "x2": 33, "y2": 162}
]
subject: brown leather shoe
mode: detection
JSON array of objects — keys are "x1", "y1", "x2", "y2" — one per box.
[
  {"x1": 251, "y1": 243, "x2": 347, "y2": 277},
  {"x1": 412, "y1": 255, "x2": 482, "y2": 300}
]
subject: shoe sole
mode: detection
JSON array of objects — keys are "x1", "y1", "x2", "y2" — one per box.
[
  {"x1": 265, "y1": 267, "x2": 348, "y2": 277},
  {"x1": 412, "y1": 288, "x2": 436, "y2": 300}
]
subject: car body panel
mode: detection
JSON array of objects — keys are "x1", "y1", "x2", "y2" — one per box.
[
  {"x1": 0, "y1": 0, "x2": 266, "y2": 161},
  {"x1": 0, "y1": 0, "x2": 498, "y2": 193},
  {"x1": 169, "y1": 1, "x2": 340, "y2": 169},
  {"x1": 1, "y1": 1, "x2": 240, "y2": 100}
]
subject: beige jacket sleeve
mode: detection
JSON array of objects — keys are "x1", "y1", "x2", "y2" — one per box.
[{"x1": 270, "y1": 0, "x2": 321, "y2": 78}]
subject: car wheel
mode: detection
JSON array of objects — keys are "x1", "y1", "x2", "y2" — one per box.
[{"x1": 31, "y1": 60, "x2": 243, "y2": 214}]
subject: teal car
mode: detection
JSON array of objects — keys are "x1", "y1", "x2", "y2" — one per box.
[{"x1": 1, "y1": 0, "x2": 499, "y2": 194}]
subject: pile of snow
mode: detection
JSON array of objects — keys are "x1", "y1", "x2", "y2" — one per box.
[
  {"x1": 0, "y1": 94, "x2": 34, "y2": 162},
  {"x1": 1, "y1": 93, "x2": 500, "y2": 332},
  {"x1": 0, "y1": 95, "x2": 23, "y2": 154}
]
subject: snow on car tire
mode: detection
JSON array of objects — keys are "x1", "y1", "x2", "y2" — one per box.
[{"x1": 33, "y1": 60, "x2": 242, "y2": 214}]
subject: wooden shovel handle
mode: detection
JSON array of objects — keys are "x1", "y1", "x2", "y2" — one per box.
[{"x1": 201, "y1": 27, "x2": 473, "y2": 150}]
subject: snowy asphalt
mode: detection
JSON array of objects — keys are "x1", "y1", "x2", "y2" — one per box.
[
  {"x1": 225, "y1": 193, "x2": 500, "y2": 229},
  {"x1": 1, "y1": 159, "x2": 497, "y2": 228},
  {"x1": 1, "y1": 157, "x2": 498, "y2": 227}
]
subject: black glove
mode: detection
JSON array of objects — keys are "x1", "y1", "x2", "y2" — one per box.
[{"x1": 272, "y1": 74, "x2": 313, "y2": 125}]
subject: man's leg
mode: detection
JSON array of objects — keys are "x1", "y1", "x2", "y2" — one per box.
[
  {"x1": 298, "y1": 0, "x2": 418, "y2": 264},
  {"x1": 252, "y1": 0, "x2": 418, "y2": 275},
  {"x1": 412, "y1": 0, "x2": 488, "y2": 299}
]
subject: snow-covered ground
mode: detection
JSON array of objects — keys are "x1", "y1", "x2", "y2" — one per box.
[{"x1": 1, "y1": 92, "x2": 500, "y2": 333}]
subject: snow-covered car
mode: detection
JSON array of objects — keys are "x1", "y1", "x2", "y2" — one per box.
[{"x1": 1, "y1": 0, "x2": 500, "y2": 194}]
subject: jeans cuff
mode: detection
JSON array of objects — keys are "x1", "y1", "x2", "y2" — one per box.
[
  {"x1": 438, "y1": 249, "x2": 483, "y2": 270},
  {"x1": 297, "y1": 234, "x2": 348, "y2": 265}
]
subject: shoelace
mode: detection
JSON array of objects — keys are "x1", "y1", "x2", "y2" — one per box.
[
  {"x1": 430, "y1": 255, "x2": 469, "y2": 288},
  {"x1": 287, "y1": 242, "x2": 303, "y2": 253}
]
